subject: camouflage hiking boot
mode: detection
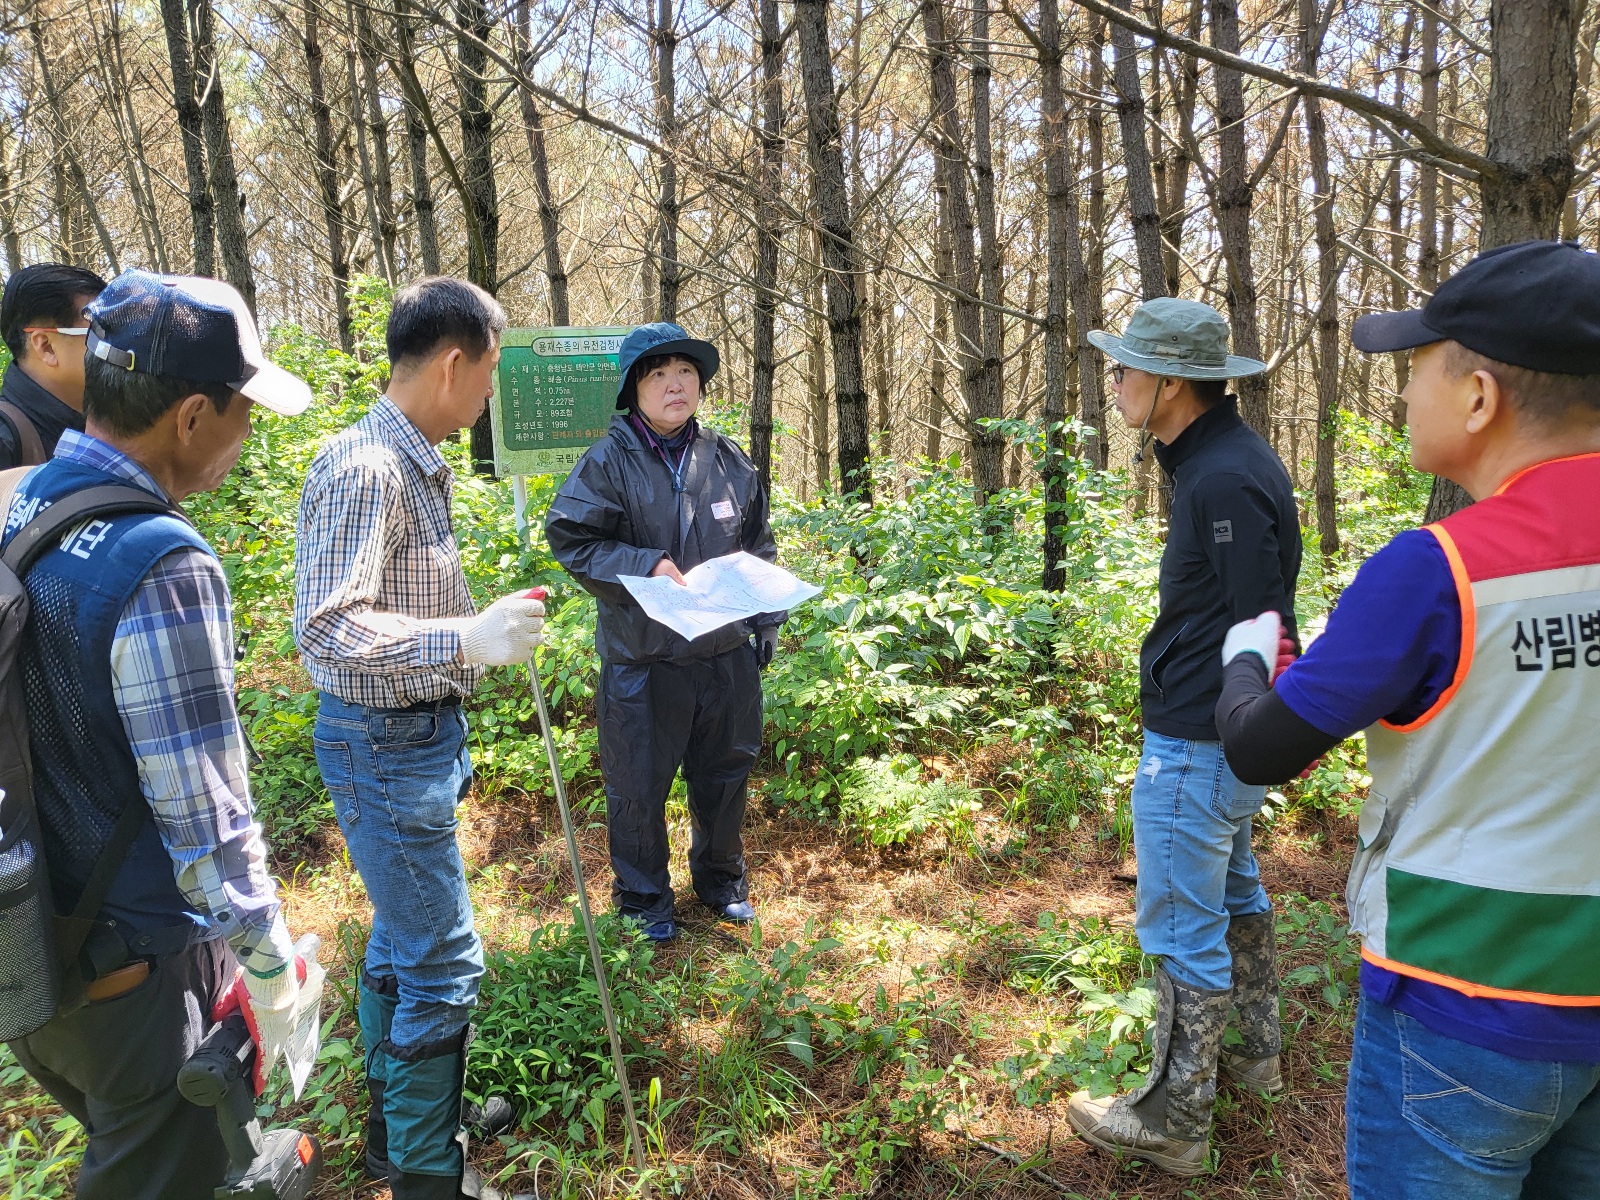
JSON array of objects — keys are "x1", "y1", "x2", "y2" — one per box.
[
  {"x1": 1223, "y1": 911, "x2": 1284, "y2": 1096},
  {"x1": 1066, "y1": 1092, "x2": 1210, "y2": 1177},
  {"x1": 1067, "y1": 967, "x2": 1231, "y2": 1177}
]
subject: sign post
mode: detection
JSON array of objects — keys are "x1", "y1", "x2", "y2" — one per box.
[{"x1": 490, "y1": 326, "x2": 630, "y2": 532}]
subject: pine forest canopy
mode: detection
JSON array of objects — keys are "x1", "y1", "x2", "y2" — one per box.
[{"x1": 2, "y1": 0, "x2": 1594, "y2": 536}]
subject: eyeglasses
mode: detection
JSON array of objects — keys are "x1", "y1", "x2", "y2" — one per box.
[
  {"x1": 1110, "y1": 364, "x2": 1126, "y2": 384},
  {"x1": 21, "y1": 326, "x2": 89, "y2": 336}
]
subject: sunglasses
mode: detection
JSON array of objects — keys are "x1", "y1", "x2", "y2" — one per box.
[{"x1": 22, "y1": 326, "x2": 89, "y2": 336}]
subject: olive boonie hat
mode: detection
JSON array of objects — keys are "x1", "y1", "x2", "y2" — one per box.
[
  {"x1": 1088, "y1": 297, "x2": 1267, "y2": 381},
  {"x1": 615, "y1": 321, "x2": 720, "y2": 409}
]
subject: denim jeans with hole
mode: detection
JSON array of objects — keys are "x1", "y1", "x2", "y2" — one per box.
[
  {"x1": 313, "y1": 693, "x2": 482, "y2": 1051},
  {"x1": 1347, "y1": 995, "x2": 1600, "y2": 1199},
  {"x1": 1130, "y1": 729, "x2": 1271, "y2": 992}
]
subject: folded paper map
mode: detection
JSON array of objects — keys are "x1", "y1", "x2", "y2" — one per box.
[{"x1": 619, "y1": 551, "x2": 821, "y2": 641}]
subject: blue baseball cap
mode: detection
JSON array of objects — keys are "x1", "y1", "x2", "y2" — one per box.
[
  {"x1": 1352, "y1": 240, "x2": 1600, "y2": 375},
  {"x1": 615, "y1": 322, "x2": 719, "y2": 409},
  {"x1": 85, "y1": 270, "x2": 312, "y2": 415}
]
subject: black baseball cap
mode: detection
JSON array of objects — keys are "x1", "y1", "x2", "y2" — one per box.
[
  {"x1": 1352, "y1": 240, "x2": 1600, "y2": 376},
  {"x1": 84, "y1": 270, "x2": 311, "y2": 414}
]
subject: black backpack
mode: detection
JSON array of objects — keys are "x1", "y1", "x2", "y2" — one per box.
[{"x1": 0, "y1": 471, "x2": 185, "y2": 1039}]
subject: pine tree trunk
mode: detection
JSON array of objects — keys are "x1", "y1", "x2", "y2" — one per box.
[
  {"x1": 1478, "y1": 0, "x2": 1577, "y2": 248},
  {"x1": 454, "y1": 0, "x2": 499, "y2": 472},
  {"x1": 1302, "y1": 0, "x2": 1339, "y2": 562},
  {"x1": 971, "y1": 0, "x2": 1006, "y2": 504},
  {"x1": 393, "y1": 12, "x2": 440, "y2": 276},
  {"x1": 304, "y1": 3, "x2": 352, "y2": 353},
  {"x1": 353, "y1": 0, "x2": 399, "y2": 284},
  {"x1": 654, "y1": 0, "x2": 680, "y2": 323},
  {"x1": 1037, "y1": 0, "x2": 1076, "y2": 589},
  {"x1": 1157, "y1": 0, "x2": 1203, "y2": 297},
  {"x1": 796, "y1": 0, "x2": 872, "y2": 501},
  {"x1": 1209, "y1": 0, "x2": 1267, "y2": 437},
  {"x1": 923, "y1": 0, "x2": 1000, "y2": 503},
  {"x1": 191, "y1": 0, "x2": 254, "y2": 313},
  {"x1": 159, "y1": 0, "x2": 214, "y2": 274},
  {"x1": 749, "y1": 0, "x2": 783, "y2": 492},
  {"x1": 1428, "y1": 0, "x2": 1577, "y2": 523},
  {"x1": 928, "y1": 186, "x2": 951, "y2": 463},
  {"x1": 1108, "y1": 0, "x2": 1165, "y2": 300},
  {"x1": 1081, "y1": 21, "x2": 1110, "y2": 470},
  {"x1": 511, "y1": 0, "x2": 568, "y2": 325}
]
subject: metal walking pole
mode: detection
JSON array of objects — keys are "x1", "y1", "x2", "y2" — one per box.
[{"x1": 520, "y1": 591, "x2": 653, "y2": 1195}]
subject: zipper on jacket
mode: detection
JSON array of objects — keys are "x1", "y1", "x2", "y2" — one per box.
[{"x1": 1145, "y1": 621, "x2": 1189, "y2": 703}]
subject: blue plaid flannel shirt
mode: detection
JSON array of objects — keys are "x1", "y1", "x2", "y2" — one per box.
[{"x1": 25, "y1": 431, "x2": 294, "y2": 978}]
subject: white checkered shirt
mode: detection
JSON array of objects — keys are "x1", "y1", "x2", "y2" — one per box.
[{"x1": 293, "y1": 396, "x2": 482, "y2": 707}]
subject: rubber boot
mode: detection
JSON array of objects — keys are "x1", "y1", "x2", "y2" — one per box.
[
  {"x1": 380, "y1": 1028, "x2": 538, "y2": 1200},
  {"x1": 359, "y1": 970, "x2": 400, "y2": 1180},
  {"x1": 1067, "y1": 966, "x2": 1232, "y2": 1177},
  {"x1": 363, "y1": 977, "x2": 515, "y2": 1180},
  {"x1": 387, "y1": 1135, "x2": 536, "y2": 1200},
  {"x1": 1220, "y1": 911, "x2": 1285, "y2": 1095}
]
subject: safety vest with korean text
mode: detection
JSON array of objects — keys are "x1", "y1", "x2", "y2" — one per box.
[{"x1": 1350, "y1": 452, "x2": 1600, "y2": 1005}]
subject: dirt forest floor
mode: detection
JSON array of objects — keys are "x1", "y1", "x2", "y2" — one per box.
[{"x1": 261, "y1": 764, "x2": 1360, "y2": 1200}]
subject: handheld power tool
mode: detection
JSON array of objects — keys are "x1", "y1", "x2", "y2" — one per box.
[{"x1": 176, "y1": 1011, "x2": 323, "y2": 1200}]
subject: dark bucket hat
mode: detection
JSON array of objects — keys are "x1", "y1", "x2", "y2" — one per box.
[
  {"x1": 615, "y1": 322, "x2": 720, "y2": 409},
  {"x1": 1088, "y1": 297, "x2": 1267, "y2": 381}
]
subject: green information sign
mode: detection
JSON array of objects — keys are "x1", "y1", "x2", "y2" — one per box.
[{"x1": 490, "y1": 326, "x2": 631, "y2": 476}]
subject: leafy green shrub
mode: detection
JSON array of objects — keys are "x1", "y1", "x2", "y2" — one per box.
[
  {"x1": 1277, "y1": 894, "x2": 1361, "y2": 1015},
  {"x1": 833, "y1": 755, "x2": 981, "y2": 850},
  {"x1": 238, "y1": 687, "x2": 331, "y2": 852},
  {"x1": 1002, "y1": 912, "x2": 1152, "y2": 997},
  {"x1": 469, "y1": 913, "x2": 673, "y2": 1143}
]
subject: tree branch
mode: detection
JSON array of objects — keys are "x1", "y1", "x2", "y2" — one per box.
[{"x1": 1064, "y1": 0, "x2": 1495, "y2": 178}]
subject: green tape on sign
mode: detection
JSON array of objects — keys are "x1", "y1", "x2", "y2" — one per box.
[{"x1": 490, "y1": 327, "x2": 632, "y2": 476}]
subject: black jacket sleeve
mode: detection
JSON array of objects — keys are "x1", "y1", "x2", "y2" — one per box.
[
  {"x1": 1192, "y1": 470, "x2": 1296, "y2": 633},
  {"x1": 740, "y1": 469, "x2": 786, "y2": 631},
  {"x1": 1214, "y1": 655, "x2": 1342, "y2": 784},
  {"x1": 544, "y1": 450, "x2": 667, "y2": 605}
]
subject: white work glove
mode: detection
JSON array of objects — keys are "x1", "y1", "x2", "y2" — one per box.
[
  {"x1": 242, "y1": 964, "x2": 300, "y2": 1081},
  {"x1": 457, "y1": 592, "x2": 546, "y2": 666},
  {"x1": 1221, "y1": 610, "x2": 1284, "y2": 674}
]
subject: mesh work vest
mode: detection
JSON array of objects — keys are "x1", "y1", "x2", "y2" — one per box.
[
  {"x1": 6, "y1": 457, "x2": 214, "y2": 940},
  {"x1": 1350, "y1": 452, "x2": 1600, "y2": 1004}
]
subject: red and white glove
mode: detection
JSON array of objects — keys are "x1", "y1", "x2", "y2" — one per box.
[{"x1": 214, "y1": 957, "x2": 304, "y2": 1096}]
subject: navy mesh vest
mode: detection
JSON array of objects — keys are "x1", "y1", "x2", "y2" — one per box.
[{"x1": 4, "y1": 457, "x2": 215, "y2": 942}]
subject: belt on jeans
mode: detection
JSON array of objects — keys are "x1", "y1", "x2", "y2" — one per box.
[{"x1": 392, "y1": 694, "x2": 463, "y2": 713}]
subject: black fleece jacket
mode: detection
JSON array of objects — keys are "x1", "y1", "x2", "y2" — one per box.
[
  {"x1": 1140, "y1": 397, "x2": 1302, "y2": 741},
  {"x1": 0, "y1": 362, "x2": 83, "y2": 468}
]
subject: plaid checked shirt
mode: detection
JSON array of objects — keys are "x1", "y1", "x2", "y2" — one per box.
[
  {"x1": 293, "y1": 396, "x2": 481, "y2": 707},
  {"x1": 23, "y1": 431, "x2": 294, "y2": 979}
]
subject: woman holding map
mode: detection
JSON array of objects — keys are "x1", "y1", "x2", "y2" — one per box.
[{"x1": 545, "y1": 322, "x2": 784, "y2": 942}]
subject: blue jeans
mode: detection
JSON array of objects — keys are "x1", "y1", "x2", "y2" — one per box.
[
  {"x1": 314, "y1": 693, "x2": 482, "y2": 1051},
  {"x1": 1130, "y1": 729, "x2": 1270, "y2": 992},
  {"x1": 1348, "y1": 995, "x2": 1600, "y2": 1199}
]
